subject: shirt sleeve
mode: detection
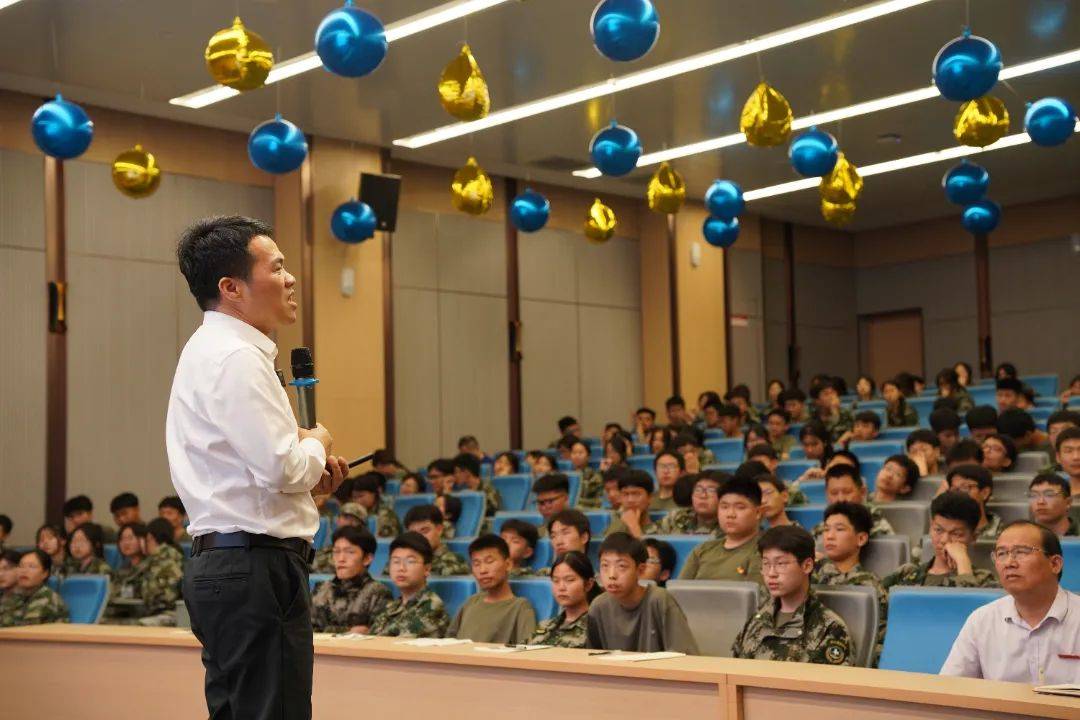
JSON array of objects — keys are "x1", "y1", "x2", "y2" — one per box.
[
  {"x1": 513, "y1": 602, "x2": 538, "y2": 645},
  {"x1": 662, "y1": 595, "x2": 700, "y2": 655},
  {"x1": 208, "y1": 347, "x2": 326, "y2": 494},
  {"x1": 585, "y1": 611, "x2": 603, "y2": 649},
  {"x1": 679, "y1": 546, "x2": 700, "y2": 579},
  {"x1": 940, "y1": 613, "x2": 983, "y2": 678}
]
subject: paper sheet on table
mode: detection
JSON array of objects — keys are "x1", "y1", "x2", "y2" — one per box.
[
  {"x1": 595, "y1": 651, "x2": 686, "y2": 662},
  {"x1": 474, "y1": 644, "x2": 552, "y2": 654},
  {"x1": 398, "y1": 638, "x2": 473, "y2": 647},
  {"x1": 1034, "y1": 683, "x2": 1080, "y2": 697},
  {"x1": 314, "y1": 632, "x2": 378, "y2": 641}
]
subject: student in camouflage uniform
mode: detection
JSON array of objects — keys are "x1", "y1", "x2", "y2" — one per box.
[
  {"x1": 673, "y1": 432, "x2": 716, "y2": 472},
  {"x1": 105, "y1": 523, "x2": 148, "y2": 620},
  {"x1": 883, "y1": 492, "x2": 999, "y2": 589},
  {"x1": 810, "y1": 465, "x2": 895, "y2": 541},
  {"x1": 311, "y1": 526, "x2": 392, "y2": 633},
  {"x1": 527, "y1": 551, "x2": 593, "y2": 648},
  {"x1": 452, "y1": 453, "x2": 502, "y2": 520},
  {"x1": 403, "y1": 505, "x2": 470, "y2": 576},
  {"x1": 780, "y1": 388, "x2": 811, "y2": 424},
  {"x1": 882, "y1": 379, "x2": 919, "y2": 427},
  {"x1": 656, "y1": 472, "x2": 722, "y2": 535},
  {"x1": 501, "y1": 519, "x2": 541, "y2": 577},
  {"x1": 312, "y1": 503, "x2": 368, "y2": 573},
  {"x1": 135, "y1": 518, "x2": 185, "y2": 626},
  {"x1": 0, "y1": 549, "x2": 21, "y2": 620},
  {"x1": 945, "y1": 464, "x2": 1003, "y2": 541},
  {"x1": 369, "y1": 532, "x2": 449, "y2": 638},
  {"x1": 732, "y1": 526, "x2": 854, "y2": 666},
  {"x1": 35, "y1": 524, "x2": 68, "y2": 579},
  {"x1": 0, "y1": 549, "x2": 68, "y2": 627},
  {"x1": 811, "y1": 380, "x2": 854, "y2": 443},
  {"x1": 814, "y1": 502, "x2": 888, "y2": 665},
  {"x1": 568, "y1": 439, "x2": 604, "y2": 508},
  {"x1": 765, "y1": 408, "x2": 797, "y2": 460},
  {"x1": 64, "y1": 522, "x2": 113, "y2": 577},
  {"x1": 349, "y1": 473, "x2": 401, "y2": 538},
  {"x1": 605, "y1": 470, "x2": 661, "y2": 538},
  {"x1": 726, "y1": 385, "x2": 760, "y2": 426},
  {"x1": 157, "y1": 496, "x2": 191, "y2": 544},
  {"x1": 936, "y1": 368, "x2": 973, "y2": 414}
]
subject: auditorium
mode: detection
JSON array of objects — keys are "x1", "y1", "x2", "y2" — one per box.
[{"x1": 0, "y1": 1, "x2": 1078, "y2": 718}]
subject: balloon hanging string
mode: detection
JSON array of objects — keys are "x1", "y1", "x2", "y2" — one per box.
[
  {"x1": 235, "y1": 0, "x2": 241, "y2": 18},
  {"x1": 755, "y1": 52, "x2": 765, "y2": 83},
  {"x1": 999, "y1": 79, "x2": 1023, "y2": 104},
  {"x1": 276, "y1": 46, "x2": 283, "y2": 114},
  {"x1": 965, "y1": 0, "x2": 971, "y2": 28},
  {"x1": 50, "y1": 20, "x2": 60, "y2": 86},
  {"x1": 609, "y1": 74, "x2": 616, "y2": 120}
]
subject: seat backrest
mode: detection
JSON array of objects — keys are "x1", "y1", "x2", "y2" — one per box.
[
  {"x1": 990, "y1": 478, "x2": 1034, "y2": 503},
  {"x1": 58, "y1": 575, "x2": 110, "y2": 624},
  {"x1": 587, "y1": 538, "x2": 603, "y2": 568},
  {"x1": 428, "y1": 577, "x2": 479, "y2": 619},
  {"x1": 788, "y1": 504, "x2": 825, "y2": 529},
  {"x1": 1061, "y1": 538, "x2": 1080, "y2": 593},
  {"x1": 788, "y1": 445, "x2": 806, "y2": 459},
  {"x1": 705, "y1": 438, "x2": 744, "y2": 464},
  {"x1": 492, "y1": 511, "x2": 543, "y2": 534},
  {"x1": 583, "y1": 511, "x2": 612, "y2": 539},
  {"x1": 986, "y1": 501, "x2": 1030, "y2": 525},
  {"x1": 491, "y1": 475, "x2": 531, "y2": 511},
  {"x1": 969, "y1": 540, "x2": 997, "y2": 572},
  {"x1": 799, "y1": 481, "x2": 826, "y2": 504},
  {"x1": 1020, "y1": 374, "x2": 1059, "y2": 398},
  {"x1": 813, "y1": 584, "x2": 879, "y2": 668},
  {"x1": 385, "y1": 479, "x2": 401, "y2": 496},
  {"x1": 648, "y1": 510, "x2": 667, "y2": 524},
  {"x1": 451, "y1": 491, "x2": 485, "y2": 537},
  {"x1": 849, "y1": 440, "x2": 904, "y2": 460},
  {"x1": 876, "y1": 502, "x2": 930, "y2": 548},
  {"x1": 530, "y1": 538, "x2": 554, "y2": 570},
  {"x1": 369, "y1": 539, "x2": 392, "y2": 576},
  {"x1": 878, "y1": 587, "x2": 1004, "y2": 673},
  {"x1": 446, "y1": 537, "x2": 472, "y2": 558},
  {"x1": 309, "y1": 573, "x2": 333, "y2": 594},
  {"x1": 649, "y1": 535, "x2": 712, "y2": 577},
  {"x1": 1013, "y1": 452, "x2": 1050, "y2": 475},
  {"x1": 861, "y1": 536, "x2": 910, "y2": 578},
  {"x1": 860, "y1": 458, "x2": 885, "y2": 492},
  {"x1": 314, "y1": 516, "x2": 332, "y2": 550},
  {"x1": 103, "y1": 543, "x2": 122, "y2": 570},
  {"x1": 908, "y1": 476, "x2": 942, "y2": 502},
  {"x1": 776, "y1": 460, "x2": 816, "y2": 482},
  {"x1": 907, "y1": 397, "x2": 937, "y2": 426},
  {"x1": 393, "y1": 494, "x2": 437, "y2": 521},
  {"x1": 968, "y1": 386, "x2": 996, "y2": 406},
  {"x1": 628, "y1": 454, "x2": 655, "y2": 473},
  {"x1": 665, "y1": 580, "x2": 759, "y2": 657},
  {"x1": 510, "y1": 578, "x2": 557, "y2": 622},
  {"x1": 877, "y1": 427, "x2": 914, "y2": 441}
]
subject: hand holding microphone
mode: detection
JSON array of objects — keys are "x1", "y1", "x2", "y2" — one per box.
[{"x1": 290, "y1": 347, "x2": 348, "y2": 498}]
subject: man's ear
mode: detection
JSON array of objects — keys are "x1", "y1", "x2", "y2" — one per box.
[{"x1": 218, "y1": 276, "x2": 244, "y2": 304}]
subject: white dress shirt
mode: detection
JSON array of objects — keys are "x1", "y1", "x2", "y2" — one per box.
[
  {"x1": 166, "y1": 311, "x2": 326, "y2": 541},
  {"x1": 940, "y1": 586, "x2": 1080, "y2": 685}
]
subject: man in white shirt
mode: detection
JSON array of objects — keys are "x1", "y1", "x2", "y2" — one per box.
[
  {"x1": 941, "y1": 520, "x2": 1080, "y2": 685},
  {"x1": 168, "y1": 216, "x2": 348, "y2": 720}
]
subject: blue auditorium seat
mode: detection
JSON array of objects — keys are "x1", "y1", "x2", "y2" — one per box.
[
  {"x1": 369, "y1": 539, "x2": 392, "y2": 577},
  {"x1": 703, "y1": 428, "x2": 724, "y2": 440},
  {"x1": 367, "y1": 517, "x2": 377, "y2": 535},
  {"x1": 491, "y1": 475, "x2": 531, "y2": 511},
  {"x1": 384, "y1": 479, "x2": 401, "y2": 496},
  {"x1": 878, "y1": 587, "x2": 1004, "y2": 673},
  {"x1": 584, "y1": 511, "x2": 612, "y2": 539},
  {"x1": 557, "y1": 459, "x2": 572, "y2": 472},
  {"x1": 511, "y1": 577, "x2": 557, "y2": 621},
  {"x1": 309, "y1": 573, "x2": 333, "y2": 594},
  {"x1": 853, "y1": 400, "x2": 886, "y2": 411},
  {"x1": 47, "y1": 575, "x2": 60, "y2": 592},
  {"x1": 526, "y1": 472, "x2": 581, "y2": 508},
  {"x1": 800, "y1": 481, "x2": 826, "y2": 504},
  {"x1": 849, "y1": 440, "x2": 904, "y2": 460},
  {"x1": 650, "y1": 535, "x2": 711, "y2": 577},
  {"x1": 393, "y1": 494, "x2": 437, "y2": 520},
  {"x1": 776, "y1": 460, "x2": 815, "y2": 482},
  {"x1": 968, "y1": 386, "x2": 996, "y2": 406},
  {"x1": 529, "y1": 538, "x2": 554, "y2": 570},
  {"x1": 788, "y1": 504, "x2": 825, "y2": 529},
  {"x1": 103, "y1": 544, "x2": 121, "y2": 570},
  {"x1": 450, "y1": 491, "x2": 485, "y2": 536},
  {"x1": 705, "y1": 438, "x2": 743, "y2": 464},
  {"x1": 786, "y1": 422, "x2": 804, "y2": 438},
  {"x1": 314, "y1": 516, "x2": 332, "y2": 550},
  {"x1": 648, "y1": 510, "x2": 667, "y2": 524},
  {"x1": 1061, "y1": 538, "x2": 1080, "y2": 593},
  {"x1": 788, "y1": 446, "x2": 807, "y2": 460},
  {"x1": 492, "y1": 511, "x2": 542, "y2": 534},
  {"x1": 907, "y1": 397, "x2": 937, "y2": 426},
  {"x1": 587, "y1": 538, "x2": 603, "y2": 568},
  {"x1": 1031, "y1": 407, "x2": 1053, "y2": 426},
  {"x1": 446, "y1": 537, "x2": 473, "y2": 559},
  {"x1": 1021, "y1": 374, "x2": 1058, "y2": 398},
  {"x1": 860, "y1": 458, "x2": 885, "y2": 492},
  {"x1": 877, "y1": 427, "x2": 914, "y2": 441},
  {"x1": 58, "y1": 575, "x2": 110, "y2": 624},
  {"x1": 428, "y1": 577, "x2": 478, "y2": 618},
  {"x1": 628, "y1": 454, "x2": 655, "y2": 473}
]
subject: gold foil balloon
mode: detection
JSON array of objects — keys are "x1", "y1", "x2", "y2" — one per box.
[
  {"x1": 111, "y1": 144, "x2": 161, "y2": 199},
  {"x1": 438, "y1": 44, "x2": 490, "y2": 121},
  {"x1": 205, "y1": 17, "x2": 274, "y2": 91},
  {"x1": 450, "y1": 156, "x2": 494, "y2": 215},
  {"x1": 821, "y1": 198, "x2": 856, "y2": 226},
  {"x1": 646, "y1": 162, "x2": 686, "y2": 214},
  {"x1": 954, "y1": 95, "x2": 1010, "y2": 147},
  {"x1": 819, "y1": 152, "x2": 863, "y2": 204},
  {"x1": 740, "y1": 82, "x2": 793, "y2": 147},
  {"x1": 584, "y1": 198, "x2": 617, "y2": 243}
]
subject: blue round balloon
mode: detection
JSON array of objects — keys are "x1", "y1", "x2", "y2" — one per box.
[
  {"x1": 248, "y1": 114, "x2": 309, "y2": 174},
  {"x1": 933, "y1": 33, "x2": 1002, "y2": 102},
  {"x1": 704, "y1": 180, "x2": 744, "y2": 220},
  {"x1": 788, "y1": 127, "x2": 838, "y2": 177},
  {"x1": 942, "y1": 160, "x2": 989, "y2": 205},
  {"x1": 960, "y1": 199, "x2": 1001, "y2": 234},
  {"x1": 702, "y1": 215, "x2": 739, "y2": 248},
  {"x1": 1025, "y1": 97, "x2": 1076, "y2": 147},
  {"x1": 315, "y1": 1, "x2": 388, "y2": 78},
  {"x1": 510, "y1": 189, "x2": 550, "y2": 233},
  {"x1": 30, "y1": 94, "x2": 93, "y2": 159},
  {"x1": 590, "y1": 0, "x2": 660, "y2": 62},
  {"x1": 589, "y1": 122, "x2": 642, "y2": 177},
  {"x1": 331, "y1": 200, "x2": 377, "y2": 243}
]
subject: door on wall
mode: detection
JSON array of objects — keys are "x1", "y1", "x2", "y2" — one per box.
[{"x1": 858, "y1": 309, "x2": 924, "y2": 383}]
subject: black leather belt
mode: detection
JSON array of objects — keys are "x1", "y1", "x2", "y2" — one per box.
[{"x1": 191, "y1": 531, "x2": 314, "y2": 563}]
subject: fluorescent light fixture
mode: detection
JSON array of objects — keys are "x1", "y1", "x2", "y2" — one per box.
[
  {"x1": 741, "y1": 121, "x2": 1079, "y2": 202},
  {"x1": 573, "y1": 47, "x2": 1080, "y2": 178},
  {"x1": 393, "y1": 0, "x2": 934, "y2": 149},
  {"x1": 170, "y1": 0, "x2": 514, "y2": 109},
  {"x1": 0, "y1": 0, "x2": 29, "y2": 10}
]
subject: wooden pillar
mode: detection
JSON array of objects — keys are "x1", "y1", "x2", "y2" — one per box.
[
  {"x1": 505, "y1": 177, "x2": 523, "y2": 449},
  {"x1": 380, "y1": 149, "x2": 396, "y2": 452},
  {"x1": 44, "y1": 156, "x2": 66, "y2": 525},
  {"x1": 974, "y1": 232, "x2": 993, "y2": 378},
  {"x1": 783, "y1": 222, "x2": 799, "y2": 388},
  {"x1": 299, "y1": 150, "x2": 315, "y2": 351},
  {"x1": 666, "y1": 214, "x2": 681, "y2": 396}
]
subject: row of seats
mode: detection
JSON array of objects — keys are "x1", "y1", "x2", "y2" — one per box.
[{"x1": 36, "y1": 575, "x2": 111, "y2": 625}]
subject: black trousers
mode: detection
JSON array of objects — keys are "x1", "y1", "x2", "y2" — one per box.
[{"x1": 183, "y1": 545, "x2": 313, "y2": 720}]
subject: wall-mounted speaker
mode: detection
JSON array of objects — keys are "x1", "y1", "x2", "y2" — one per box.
[{"x1": 359, "y1": 172, "x2": 401, "y2": 233}]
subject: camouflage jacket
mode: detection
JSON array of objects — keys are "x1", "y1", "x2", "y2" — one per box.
[
  {"x1": 528, "y1": 610, "x2": 588, "y2": 648},
  {"x1": 109, "y1": 558, "x2": 150, "y2": 602},
  {"x1": 430, "y1": 545, "x2": 470, "y2": 576},
  {"x1": 655, "y1": 508, "x2": 720, "y2": 535},
  {"x1": 771, "y1": 434, "x2": 797, "y2": 460},
  {"x1": 65, "y1": 556, "x2": 113, "y2": 577},
  {"x1": 886, "y1": 402, "x2": 919, "y2": 428},
  {"x1": 976, "y1": 511, "x2": 1003, "y2": 542},
  {"x1": 373, "y1": 498, "x2": 403, "y2": 538},
  {"x1": 786, "y1": 481, "x2": 809, "y2": 506},
  {"x1": 813, "y1": 560, "x2": 887, "y2": 665},
  {"x1": 731, "y1": 590, "x2": 854, "y2": 666},
  {"x1": 481, "y1": 479, "x2": 502, "y2": 516},
  {"x1": 882, "y1": 559, "x2": 999, "y2": 590},
  {"x1": 577, "y1": 468, "x2": 605, "y2": 509},
  {"x1": 604, "y1": 512, "x2": 660, "y2": 538},
  {"x1": 311, "y1": 546, "x2": 334, "y2": 574},
  {"x1": 819, "y1": 407, "x2": 855, "y2": 443},
  {"x1": 0, "y1": 585, "x2": 68, "y2": 627},
  {"x1": 140, "y1": 544, "x2": 184, "y2": 615},
  {"x1": 812, "y1": 504, "x2": 894, "y2": 540},
  {"x1": 698, "y1": 449, "x2": 717, "y2": 466},
  {"x1": 368, "y1": 586, "x2": 449, "y2": 639},
  {"x1": 510, "y1": 565, "x2": 540, "y2": 578},
  {"x1": 311, "y1": 572, "x2": 392, "y2": 633}
]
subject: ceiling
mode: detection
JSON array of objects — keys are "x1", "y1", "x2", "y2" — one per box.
[{"x1": 0, "y1": 0, "x2": 1077, "y2": 230}]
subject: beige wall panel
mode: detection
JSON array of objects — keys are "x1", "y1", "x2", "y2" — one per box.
[
  {"x1": 438, "y1": 293, "x2": 509, "y2": 455},
  {"x1": 0, "y1": 247, "x2": 46, "y2": 544},
  {"x1": 520, "y1": 299, "x2": 581, "y2": 450},
  {"x1": 391, "y1": 209, "x2": 438, "y2": 291},
  {"x1": 392, "y1": 288, "x2": 442, "y2": 468},
  {"x1": 577, "y1": 236, "x2": 640, "y2": 309},
  {"x1": 436, "y1": 213, "x2": 506, "y2": 297},
  {"x1": 272, "y1": 170, "x2": 304, "y2": 366},
  {"x1": 638, "y1": 210, "x2": 672, "y2": 411},
  {"x1": 674, "y1": 204, "x2": 728, "y2": 399},
  {"x1": 578, "y1": 305, "x2": 643, "y2": 436},
  {"x1": 518, "y1": 226, "x2": 578, "y2": 303},
  {"x1": 0, "y1": 148, "x2": 45, "y2": 250}
]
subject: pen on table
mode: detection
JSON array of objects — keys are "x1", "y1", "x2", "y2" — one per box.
[
  {"x1": 1058, "y1": 653, "x2": 1080, "y2": 659},
  {"x1": 588, "y1": 650, "x2": 613, "y2": 656}
]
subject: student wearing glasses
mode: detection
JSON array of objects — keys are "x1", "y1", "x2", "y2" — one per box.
[
  {"x1": 1026, "y1": 474, "x2": 1078, "y2": 537},
  {"x1": 941, "y1": 520, "x2": 1080, "y2": 684},
  {"x1": 655, "y1": 472, "x2": 722, "y2": 535}
]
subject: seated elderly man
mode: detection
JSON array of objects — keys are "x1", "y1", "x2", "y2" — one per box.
[{"x1": 940, "y1": 520, "x2": 1080, "y2": 684}]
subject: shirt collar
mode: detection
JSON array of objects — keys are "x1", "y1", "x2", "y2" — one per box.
[
  {"x1": 1004, "y1": 586, "x2": 1070, "y2": 629},
  {"x1": 203, "y1": 311, "x2": 277, "y2": 359}
]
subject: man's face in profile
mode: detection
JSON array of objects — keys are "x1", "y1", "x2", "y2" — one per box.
[{"x1": 240, "y1": 235, "x2": 297, "y2": 331}]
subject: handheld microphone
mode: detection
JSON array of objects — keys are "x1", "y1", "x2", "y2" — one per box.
[{"x1": 289, "y1": 347, "x2": 319, "y2": 430}]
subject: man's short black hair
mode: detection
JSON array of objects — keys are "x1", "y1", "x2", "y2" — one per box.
[
  {"x1": 946, "y1": 439, "x2": 984, "y2": 465},
  {"x1": 599, "y1": 531, "x2": 647, "y2": 564},
  {"x1": 854, "y1": 410, "x2": 882, "y2": 430},
  {"x1": 500, "y1": 519, "x2": 539, "y2": 550},
  {"x1": 665, "y1": 395, "x2": 686, "y2": 410},
  {"x1": 643, "y1": 538, "x2": 676, "y2": 582},
  {"x1": 468, "y1": 533, "x2": 510, "y2": 559},
  {"x1": 452, "y1": 452, "x2": 481, "y2": 478},
  {"x1": 558, "y1": 416, "x2": 579, "y2": 433},
  {"x1": 109, "y1": 492, "x2": 139, "y2": 514},
  {"x1": 158, "y1": 495, "x2": 186, "y2": 514},
  {"x1": 997, "y1": 408, "x2": 1036, "y2": 439},
  {"x1": 146, "y1": 518, "x2": 177, "y2": 547},
  {"x1": 1047, "y1": 410, "x2": 1080, "y2": 429},
  {"x1": 829, "y1": 450, "x2": 862, "y2": 477},
  {"x1": 671, "y1": 430, "x2": 703, "y2": 449},
  {"x1": 758, "y1": 525, "x2": 815, "y2": 564},
  {"x1": 1056, "y1": 426, "x2": 1080, "y2": 452},
  {"x1": 70, "y1": 522, "x2": 105, "y2": 558},
  {"x1": 746, "y1": 443, "x2": 778, "y2": 461},
  {"x1": 930, "y1": 491, "x2": 981, "y2": 533},
  {"x1": 1029, "y1": 473, "x2": 1070, "y2": 497},
  {"x1": 404, "y1": 504, "x2": 445, "y2": 528},
  {"x1": 427, "y1": 458, "x2": 455, "y2": 476},
  {"x1": 936, "y1": 368, "x2": 961, "y2": 390},
  {"x1": 965, "y1": 405, "x2": 999, "y2": 430},
  {"x1": 778, "y1": 388, "x2": 807, "y2": 404},
  {"x1": 823, "y1": 501, "x2": 872, "y2": 536},
  {"x1": 457, "y1": 435, "x2": 479, "y2": 449},
  {"x1": 0, "y1": 515, "x2": 11, "y2": 535},
  {"x1": 766, "y1": 407, "x2": 790, "y2": 423},
  {"x1": 718, "y1": 475, "x2": 762, "y2": 505},
  {"x1": 825, "y1": 462, "x2": 863, "y2": 488},
  {"x1": 547, "y1": 509, "x2": 591, "y2": 541},
  {"x1": 734, "y1": 460, "x2": 769, "y2": 480},
  {"x1": 726, "y1": 385, "x2": 752, "y2": 403},
  {"x1": 390, "y1": 531, "x2": 433, "y2": 564},
  {"x1": 986, "y1": 433, "x2": 1019, "y2": 468},
  {"x1": 635, "y1": 407, "x2": 656, "y2": 419},
  {"x1": 932, "y1": 396, "x2": 961, "y2": 413},
  {"x1": 371, "y1": 449, "x2": 400, "y2": 467},
  {"x1": 332, "y1": 525, "x2": 377, "y2": 556},
  {"x1": 996, "y1": 377, "x2": 1024, "y2": 394},
  {"x1": 996, "y1": 362, "x2": 1018, "y2": 379},
  {"x1": 177, "y1": 216, "x2": 272, "y2": 311},
  {"x1": 350, "y1": 473, "x2": 383, "y2": 496},
  {"x1": 62, "y1": 495, "x2": 92, "y2": 517},
  {"x1": 905, "y1": 428, "x2": 940, "y2": 450},
  {"x1": 440, "y1": 494, "x2": 462, "y2": 523},
  {"x1": 884, "y1": 454, "x2": 921, "y2": 489},
  {"x1": 533, "y1": 473, "x2": 571, "y2": 496},
  {"x1": 947, "y1": 463, "x2": 994, "y2": 492},
  {"x1": 617, "y1": 469, "x2": 655, "y2": 494},
  {"x1": 929, "y1": 408, "x2": 962, "y2": 433},
  {"x1": 555, "y1": 435, "x2": 578, "y2": 452},
  {"x1": 653, "y1": 450, "x2": 686, "y2": 471}
]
